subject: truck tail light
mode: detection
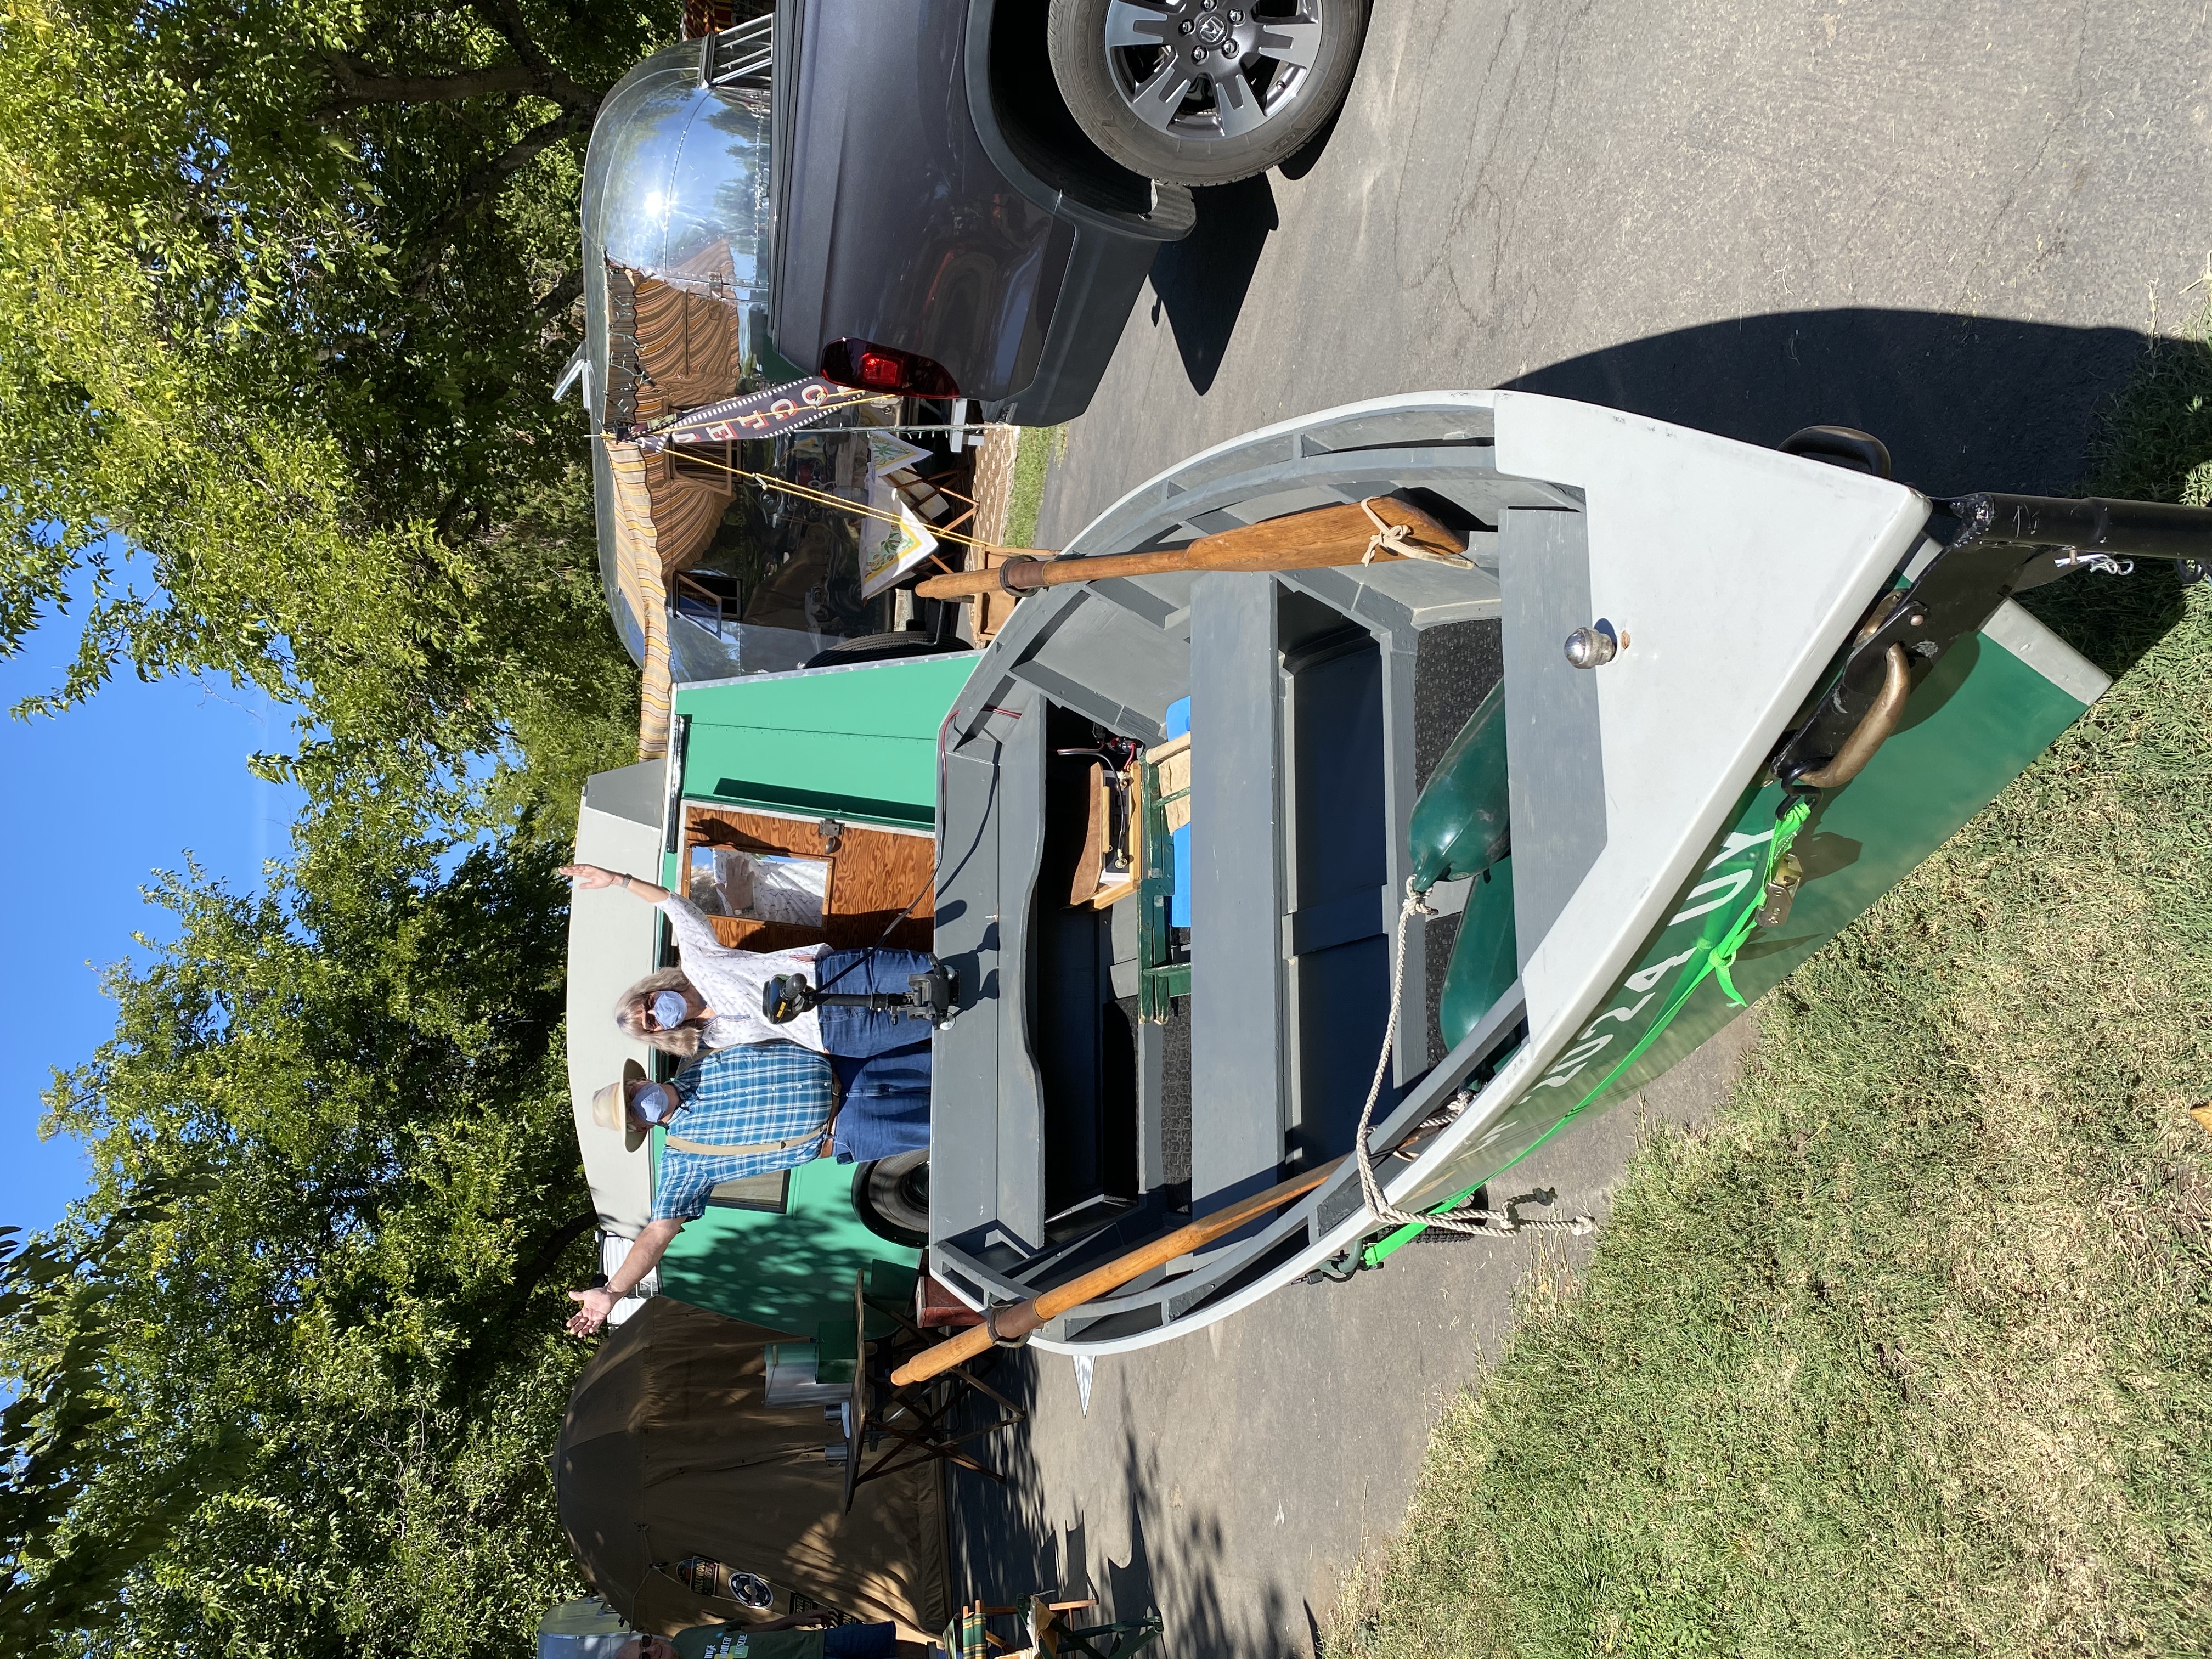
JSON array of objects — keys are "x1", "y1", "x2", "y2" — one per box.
[{"x1": 821, "y1": 337, "x2": 960, "y2": 399}]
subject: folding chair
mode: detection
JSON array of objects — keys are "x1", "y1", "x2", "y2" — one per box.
[{"x1": 840, "y1": 1268, "x2": 1024, "y2": 1514}]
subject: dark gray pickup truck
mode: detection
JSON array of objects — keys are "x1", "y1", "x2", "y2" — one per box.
[
  {"x1": 771, "y1": 0, "x2": 1204, "y2": 424},
  {"x1": 580, "y1": 1, "x2": 1366, "y2": 428}
]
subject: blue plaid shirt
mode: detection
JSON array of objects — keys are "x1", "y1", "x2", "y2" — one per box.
[{"x1": 649, "y1": 1042, "x2": 835, "y2": 1223}]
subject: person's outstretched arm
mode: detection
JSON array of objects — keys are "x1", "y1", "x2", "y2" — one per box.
[
  {"x1": 563, "y1": 863, "x2": 742, "y2": 967},
  {"x1": 566, "y1": 1217, "x2": 684, "y2": 1336},
  {"x1": 561, "y1": 863, "x2": 670, "y2": 905},
  {"x1": 748, "y1": 1612, "x2": 835, "y2": 1632}
]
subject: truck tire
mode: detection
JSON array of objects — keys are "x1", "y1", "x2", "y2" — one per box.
[
  {"x1": 853, "y1": 1152, "x2": 930, "y2": 1248},
  {"x1": 1047, "y1": 0, "x2": 1368, "y2": 187}
]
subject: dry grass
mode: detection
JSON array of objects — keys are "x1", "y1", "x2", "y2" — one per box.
[
  {"x1": 1330, "y1": 321, "x2": 2212, "y2": 1657},
  {"x1": 1004, "y1": 424, "x2": 1067, "y2": 551}
]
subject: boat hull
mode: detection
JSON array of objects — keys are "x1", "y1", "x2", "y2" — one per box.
[
  {"x1": 921, "y1": 391, "x2": 2112, "y2": 1354},
  {"x1": 1381, "y1": 597, "x2": 2109, "y2": 1255}
]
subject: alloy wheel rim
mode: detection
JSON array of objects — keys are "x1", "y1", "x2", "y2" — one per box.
[{"x1": 1102, "y1": 0, "x2": 1326, "y2": 143}]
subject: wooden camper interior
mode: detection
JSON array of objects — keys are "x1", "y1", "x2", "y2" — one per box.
[{"x1": 673, "y1": 802, "x2": 934, "y2": 956}]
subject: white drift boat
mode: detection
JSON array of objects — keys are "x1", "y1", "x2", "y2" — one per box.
[{"x1": 905, "y1": 390, "x2": 2207, "y2": 1359}]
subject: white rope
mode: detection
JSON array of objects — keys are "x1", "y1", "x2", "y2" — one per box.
[
  {"x1": 1352, "y1": 878, "x2": 1595, "y2": 1240},
  {"x1": 1357, "y1": 497, "x2": 1475, "y2": 568}
]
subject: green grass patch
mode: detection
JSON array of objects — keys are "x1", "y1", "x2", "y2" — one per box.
[
  {"x1": 1004, "y1": 424, "x2": 1067, "y2": 550},
  {"x1": 1333, "y1": 318, "x2": 2212, "y2": 1656}
]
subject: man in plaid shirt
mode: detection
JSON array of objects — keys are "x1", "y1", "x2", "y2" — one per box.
[{"x1": 566, "y1": 1044, "x2": 834, "y2": 1336}]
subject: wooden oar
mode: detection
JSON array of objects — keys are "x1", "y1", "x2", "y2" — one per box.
[
  {"x1": 913, "y1": 496, "x2": 1466, "y2": 602},
  {"x1": 890, "y1": 1156, "x2": 1346, "y2": 1387}
]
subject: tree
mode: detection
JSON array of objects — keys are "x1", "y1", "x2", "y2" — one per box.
[
  {"x1": 0, "y1": 9, "x2": 699, "y2": 1647},
  {"x1": 0, "y1": 1180, "x2": 248, "y2": 1651},
  {"x1": 4, "y1": 812, "x2": 602, "y2": 1656},
  {"x1": 0, "y1": 0, "x2": 672, "y2": 826}
]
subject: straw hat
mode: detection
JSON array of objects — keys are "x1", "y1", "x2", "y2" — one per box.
[{"x1": 591, "y1": 1057, "x2": 651, "y2": 1152}]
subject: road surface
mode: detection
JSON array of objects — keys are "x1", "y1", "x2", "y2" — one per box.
[{"x1": 953, "y1": 5, "x2": 2212, "y2": 1654}]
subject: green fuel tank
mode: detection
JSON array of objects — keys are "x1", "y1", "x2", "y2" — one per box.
[
  {"x1": 1439, "y1": 856, "x2": 1518, "y2": 1050},
  {"x1": 1410, "y1": 682, "x2": 1520, "y2": 1049},
  {"x1": 1408, "y1": 681, "x2": 1511, "y2": 893}
]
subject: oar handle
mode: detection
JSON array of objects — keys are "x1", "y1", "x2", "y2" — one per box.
[{"x1": 890, "y1": 1158, "x2": 1344, "y2": 1387}]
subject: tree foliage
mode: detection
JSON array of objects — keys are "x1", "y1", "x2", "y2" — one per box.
[
  {"x1": 0, "y1": 3, "x2": 712, "y2": 1648},
  {"x1": 7, "y1": 816, "x2": 599, "y2": 1657},
  {"x1": 0, "y1": 0, "x2": 670, "y2": 821},
  {"x1": 0, "y1": 1178, "x2": 249, "y2": 1649}
]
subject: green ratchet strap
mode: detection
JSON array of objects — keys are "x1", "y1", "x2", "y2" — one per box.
[{"x1": 1361, "y1": 798, "x2": 1812, "y2": 1266}]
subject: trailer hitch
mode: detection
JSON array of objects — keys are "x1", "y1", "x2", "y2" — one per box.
[{"x1": 1771, "y1": 492, "x2": 2212, "y2": 789}]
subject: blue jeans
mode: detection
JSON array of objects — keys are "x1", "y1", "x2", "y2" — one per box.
[
  {"x1": 815, "y1": 950, "x2": 933, "y2": 1165},
  {"x1": 821, "y1": 1622, "x2": 898, "y2": 1658},
  {"x1": 814, "y1": 948, "x2": 936, "y2": 1058},
  {"x1": 828, "y1": 1041, "x2": 931, "y2": 1164}
]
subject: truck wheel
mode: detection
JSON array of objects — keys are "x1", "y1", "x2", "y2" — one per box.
[
  {"x1": 853, "y1": 1152, "x2": 930, "y2": 1248},
  {"x1": 1047, "y1": 0, "x2": 1368, "y2": 187}
]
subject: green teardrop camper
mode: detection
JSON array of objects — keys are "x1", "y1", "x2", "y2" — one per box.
[{"x1": 566, "y1": 652, "x2": 976, "y2": 1378}]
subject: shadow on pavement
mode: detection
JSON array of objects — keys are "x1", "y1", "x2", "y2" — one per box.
[
  {"x1": 1510, "y1": 307, "x2": 2153, "y2": 500},
  {"x1": 1515, "y1": 307, "x2": 2202, "y2": 675},
  {"x1": 950, "y1": 1352, "x2": 1296, "y2": 1658},
  {"x1": 1275, "y1": 103, "x2": 1345, "y2": 183},
  {"x1": 1148, "y1": 175, "x2": 1280, "y2": 396}
]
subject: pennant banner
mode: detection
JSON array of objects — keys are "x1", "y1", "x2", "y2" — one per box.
[
  {"x1": 635, "y1": 377, "x2": 859, "y2": 450},
  {"x1": 866, "y1": 430, "x2": 934, "y2": 479},
  {"x1": 861, "y1": 503, "x2": 944, "y2": 599}
]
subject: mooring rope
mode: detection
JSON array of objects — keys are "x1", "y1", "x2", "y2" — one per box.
[
  {"x1": 1351, "y1": 878, "x2": 1595, "y2": 1240},
  {"x1": 667, "y1": 443, "x2": 1029, "y2": 559}
]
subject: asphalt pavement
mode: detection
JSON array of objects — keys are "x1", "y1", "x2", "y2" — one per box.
[
  {"x1": 955, "y1": 4, "x2": 2212, "y2": 1654},
  {"x1": 1037, "y1": 0, "x2": 2212, "y2": 548},
  {"x1": 951, "y1": 1023, "x2": 1757, "y2": 1658}
]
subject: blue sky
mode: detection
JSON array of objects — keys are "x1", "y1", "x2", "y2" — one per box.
[{"x1": 0, "y1": 601, "x2": 301, "y2": 1238}]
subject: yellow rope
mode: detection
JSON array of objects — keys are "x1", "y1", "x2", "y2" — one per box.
[{"x1": 669, "y1": 442, "x2": 1039, "y2": 557}]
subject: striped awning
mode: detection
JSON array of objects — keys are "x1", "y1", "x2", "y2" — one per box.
[
  {"x1": 646, "y1": 449, "x2": 733, "y2": 574},
  {"x1": 603, "y1": 258, "x2": 743, "y2": 431},
  {"x1": 602, "y1": 437, "x2": 676, "y2": 760}
]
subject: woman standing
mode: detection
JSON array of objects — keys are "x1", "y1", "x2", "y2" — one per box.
[
  {"x1": 560, "y1": 862, "x2": 932, "y2": 1167},
  {"x1": 560, "y1": 862, "x2": 933, "y2": 1060}
]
